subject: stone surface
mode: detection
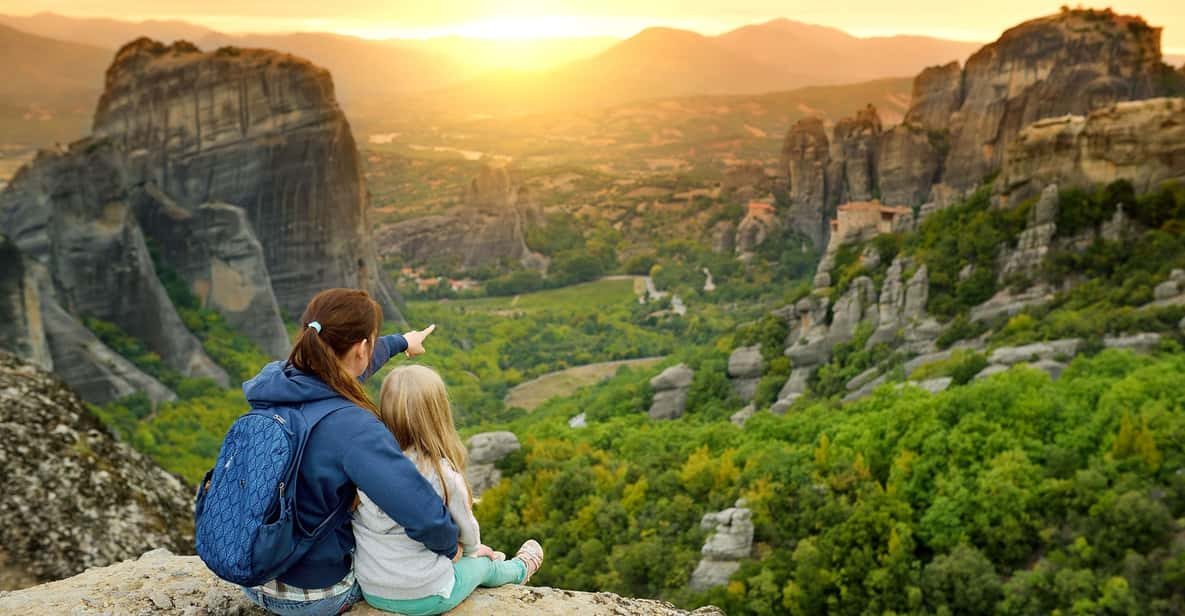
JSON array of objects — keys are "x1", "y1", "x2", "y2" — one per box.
[
  {"x1": 38, "y1": 276, "x2": 177, "y2": 405},
  {"x1": 781, "y1": 116, "x2": 832, "y2": 246},
  {"x1": 91, "y1": 39, "x2": 400, "y2": 321},
  {"x1": 781, "y1": 10, "x2": 1177, "y2": 214},
  {"x1": 375, "y1": 164, "x2": 545, "y2": 272},
  {"x1": 0, "y1": 549, "x2": 722, "y2": 615},
  {"x1": 734, "y1": 207, "x2": 779, "y2": 253},
  {"x1": 568, "y1": 413, "x2": 587, "y2": 428},
  {"x1": 1031, "y1": 359, "x2": 1068, "y2": 381},
  {"x1": 999, "y1": 186, "x2": 1059, "y2": 281},
  {"x1": 913, "y1": 377, "x2": 953, "y2": 394},
  {"x1": 649, "y1": 364, "x2": 694, "y2": 420},
  {"x1": 1103, "y1": 333, "x2": 1163, "y2": 353},
  {"x1": 467, "y1": 431, "x2": 521, "y2": 465},
  {"x1": 650, "y1": 363, "x2": 695, "y2": 390},
  {"x1": 730, "y1": 404, "x2": 756, "y2": 428},
  {"x1": 974, "y1": 364, "x2": 1011, "y2": 380},
  {"x1": 0, "y1": 236, "x2": 50, "y2": 369},
  {"x1": 0, "y1": 353, "x2": 192, "y2": 589},
  {"x1": 999, "y1": 98, "x2": 1185, "y2": 204},
  {"x1": 466, "y1": 431, "x2": 521, "y2": 497},
  {"x1": 689, "y1": 502, "x2": 754, "y2": 592},
  {"x1": 944, "y1": 9, "x2": 1168, "y2": 194},
  {"x1": 970, "y1": 285, "x2": 1056, "y2": 323},
  {"x1": 727, "y1": 345, "x2": 763, "y2": 401},
  {"x1": 134, "y1": 193, "x2": 290, "y2": 359},
  {"x1": 827, "y1": 105, "x2": 882, "y2": 204},
  {"x1": 1, "y1": 140, "x2": 228, "y2": 387}
]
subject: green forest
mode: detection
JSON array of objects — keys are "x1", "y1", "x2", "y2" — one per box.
[{"x1": 86, "y1": 179, "x2": 1185, "y2": 615}]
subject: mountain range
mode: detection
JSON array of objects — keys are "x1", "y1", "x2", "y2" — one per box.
[{"x1": 0, "y1": 12, "x2": 989, "y2": 132}]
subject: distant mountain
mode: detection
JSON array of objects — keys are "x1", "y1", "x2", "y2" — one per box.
[
  {"x1": 396, "y1": 36, "x2": 619, "y2": 72},
  {"x1": 0, "y1": 24, "x2": 106, "y2": 110},
  {"x1": 195, "y1": 31, "x2": 476, "y2": 99},
  {"x1": 716, "y1": 19, "x2": 983, "y2": 84},
  {"x1": 0, "y1": 11, "x2": 217, "y2": 48},
  {"x1": 407, "y1": 23, "x2": 981, "y2": 114}
]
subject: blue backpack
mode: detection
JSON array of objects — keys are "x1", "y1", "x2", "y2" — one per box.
[{"x1": 194, "y1": 398, "x2": 351, "y2": 587}]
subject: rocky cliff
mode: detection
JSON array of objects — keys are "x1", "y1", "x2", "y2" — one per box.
[
  {"x1": 374, "y1": 163, "x2": 546, "y2": 271},
  {"x1": 0, "y1": 352, "x2": 193, "y2": 590},
  {"x1": 998, "y1": 97, "x2": 1185, "y2": 204},
  {"x1": 0, "y1": 549, "x2": 724, "y2": 615},
  {"x1": 0, "y1": 38, "x2": 404, "y2": 403},
  {"x1": 92, "y1": 39, "x2": 399, "y2": 321},
  {"x1": 780, "y1": 9, "x2": 1181, "y2": 246}
]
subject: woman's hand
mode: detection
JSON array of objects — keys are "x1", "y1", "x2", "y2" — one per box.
[{"x1": 403, "y1": 324, "x2": 436, "y2": 358}]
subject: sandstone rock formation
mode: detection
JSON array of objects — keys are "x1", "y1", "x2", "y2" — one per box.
[
  {"x1": 780, "y1": 9, "x2": 1179, "y2": 245},
  {"x1": 998, "y1": 98, "x2": 1185, "y2": 205},
  {"x1": 0, "y1": 549, "x2": 723, "y2": 615},
  {"x1": 649, "y1": 363, "x2": 694, "y2": 420},
  {"x1": 467, "y1": 431, "x2": 521, "y2": 497},
  {"x1": 1, "y1": 140, "x2": 229, "y2": 390},
  {"x1": 727, "y1": 345, "x2": 763, "y2": 401},
  {"x1": 781, "y1": 117, "x2": 832, "y2": 246},
  {"x1": 375, "y1": 163, "x2": 546, "y2": 271},
  {"x1": 689, "y1": 500, "x2": 753, "y2": 592},
  {"x1": 998, "y1": 185, "x2": 1060, "y2": 280},
  {"x1": 133, "y1": 191, "x2": 290, "y2": 359},
  {"x1": 0, "y1": 236, "x2": 50, "y2": 369},
  {"x1": 92, "y1": 38, "x2": 400, "y2": 321},
  {"x1": 0, "y1": 352, "x2": 193, "y2": 589},
  {"x1": 940, "y1": 9, "x2": 1168, "y2": 194},
  {"x1": 1, "y1": 38, "x2": 407, "y2": 400}
]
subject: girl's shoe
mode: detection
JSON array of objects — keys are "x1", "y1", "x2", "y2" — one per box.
[{"x1": 512, "y1": 539, "x2": 544, "y2": 583}]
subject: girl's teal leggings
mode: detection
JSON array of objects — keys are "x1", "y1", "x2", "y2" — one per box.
[{"x1": 362, "y1": 557, "x2": 527, "y2": 616}]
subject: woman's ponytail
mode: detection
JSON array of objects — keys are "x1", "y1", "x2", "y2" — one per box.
[{"x1": 288, "y1": 289, "x2": 382, "y2": 414}]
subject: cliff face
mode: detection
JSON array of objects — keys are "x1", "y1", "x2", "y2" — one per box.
[
  {"x1": 998, "y1": 97, "x2": 1185, "y2": 203},
  {"x1": 0, "y1": 549, "x2": 724, "y2": 615},
  {"x1": 0, "y1": 352, "x2": 193, "y2": 590},
  {"x1": 92, "y1": 39, "x2": 399, "y2": 321},
  {"x1": 0, "y1": 38, "x2": 409, "y2": 402},
  {"x1": 375, "y1": 163, "x2": 545, "y2": 271},
  {"x1": 0, "y1": 140, "x2": 229, "y2": 391},
  {"x1": 780, "y1": 9, "x2": 1178, "y2": 245},
  {"x1": 942, "y1": 10, "x2": 1166, "y2": 191}
]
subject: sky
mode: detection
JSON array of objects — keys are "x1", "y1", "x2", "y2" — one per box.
[{"x1": 3, "y1": 1, "x2": 1184, "y2": 52}]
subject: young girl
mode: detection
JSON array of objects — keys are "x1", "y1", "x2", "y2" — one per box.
[{"x1": 353, "y1": 365, "x2": 544, "y2": 615}]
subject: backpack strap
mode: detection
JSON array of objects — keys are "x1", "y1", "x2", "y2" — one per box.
[{"x1": 288, "y1": 399, "x2": 355, "y2": 539}]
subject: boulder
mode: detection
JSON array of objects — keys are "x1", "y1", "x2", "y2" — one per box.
[
  {"x1": 466, "y1": 431, "x2": 521, "y2": 497},
  {"x1": 689, "y1": 502, "x2": 754, "y2": 592},
  {"x1": 0, "y1": 549, "x2": 722, "y2": 615},
  {"x1": 842, "y1": 374, "x2": 889, "y2": 403},
  {"x1": 730, "y1": 404, "x2": 757, "y2": 428},
  {"x1": 1031, "y1": 359, "x2": 1067, "y2": 381},
  {"x1": 1154, "y1": 280, "x2": 1181, "y2": 302},
  {"x1": 1103, "y1": 333, "x2": 1162, "y2": 354},
  {"x1": 912, "y1": 377, "x2": 953, "y2": 394},
  {"x1": 467, "y1": 431, "x2": 521, "y2": 465},
  {"x1": 770, "y1": 394, "x2": 799, "y2": 415},
  {"x1": 650, "y1": 363, "x2": 695, "y2": 390},
  {"x1": 727, "y1": 345, "x2": 763, "y2": 401},
  {"x1": 974, "y1": 364, "x2": 1010, "y2": 380},
  {"x1": 0, "y1": 352, "x2": 191, "y2": 588},
  {"x1": 970, "y1": 285, "x2": 1055, "y2": 323},
  {"x1": 568, "y1": 413, "x2": 587, "y2": 428}
]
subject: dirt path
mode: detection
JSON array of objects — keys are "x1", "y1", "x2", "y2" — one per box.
[{"x1": 506, "y1": 356, "x2": 665, "y2": 411}]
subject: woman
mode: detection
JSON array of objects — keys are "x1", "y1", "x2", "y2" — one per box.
[{"x1": 239, "y1": 288, "x2": 459, "y2": 615}]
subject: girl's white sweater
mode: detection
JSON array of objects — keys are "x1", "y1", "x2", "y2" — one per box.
[{"x1": 353, "y1": 453, "x2": 480, "y2": 600}]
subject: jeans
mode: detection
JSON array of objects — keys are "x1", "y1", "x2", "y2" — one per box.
[
  {"x1": 240, "y1": 582, "x2": 363, "y2": 616},
  {"x1": 362, "y1": 557, "x2": 527, "y2": 616}
]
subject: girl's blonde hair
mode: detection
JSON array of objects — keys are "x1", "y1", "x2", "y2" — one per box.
[{"x1": 378, "y1": 365, "x2": 472, "y2": 505}]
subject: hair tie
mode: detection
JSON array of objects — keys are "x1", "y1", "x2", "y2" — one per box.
[{"x1": 307, "y1": 321, "x2": 322, "y2": 334}]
